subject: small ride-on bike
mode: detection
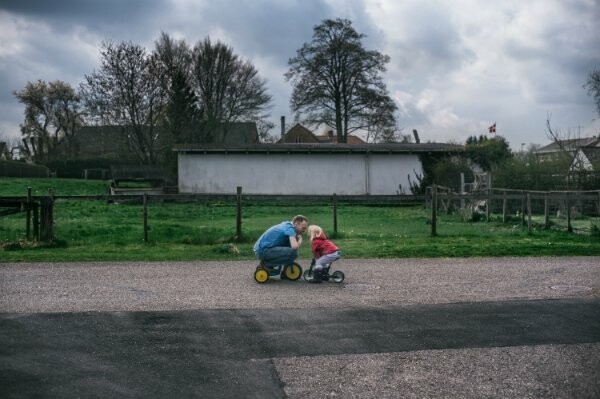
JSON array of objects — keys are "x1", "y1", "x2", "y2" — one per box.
[
  {"x1": 253, "y1": 261, "x2": 303, "y2": 283},
  {"x1": 303, "y1": 258, "x2": 345, "y2": 283}
]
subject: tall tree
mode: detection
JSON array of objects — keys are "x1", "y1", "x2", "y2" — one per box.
[
  {"x1": 154, "y1": 32, "x2": 200, "y2": 144},
  {"x1": 585, "y1": 68, "x2": 600, "y2": 117},
  {"x1": 364, "y1": 95, "x2": 399, "y2": 143},
  {"x1": 80, "y1": 41, "x2": 168, "y2": 164},
  {"x1": 153, "y1": 33, "x2": 200, "y2": 174},
  {"x1": 286, "y1": 18, "x2": 397, "y2": 143},
  {"x1": 191, "y1": 37, "x2": 272, "y2": 142},
  {"x1": 14, "y1": 80, "x2": 83, "y2": 163}
]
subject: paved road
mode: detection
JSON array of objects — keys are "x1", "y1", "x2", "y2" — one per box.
[{"x1": 1, "y1": 257, "x2": 599, "y2": 398}]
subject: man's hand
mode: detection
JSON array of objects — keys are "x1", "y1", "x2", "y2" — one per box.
[{"x1": 289, "y1": 234, "x2": 302, "y2": 250}]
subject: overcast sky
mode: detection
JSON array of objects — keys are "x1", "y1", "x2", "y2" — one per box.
[{"x1": 1, "y1": 0, "x2": 599, "y2": 149}]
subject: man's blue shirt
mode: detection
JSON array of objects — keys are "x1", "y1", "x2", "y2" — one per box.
[{"x1": 253, "y1": 221, "x2": 295, "y2": 256}]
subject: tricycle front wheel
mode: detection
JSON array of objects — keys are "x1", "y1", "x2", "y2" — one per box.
[{"x1": 254, "y1": 268, "x2": 269, "y2": 283}]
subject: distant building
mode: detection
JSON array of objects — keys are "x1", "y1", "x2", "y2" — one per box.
[
  {"x1": 0, "y1": 142, "x2": 11, "y2": 160},
  {"x1": 535, "y1": 136, "x2": 599, "y2": 161},
  {"x1": 63, "y1": 122, "x2": 259, "y2": 160},
  {"x1": 278, "y1": 123, "x2": 365, "y2": 144},
  {"x1": 175, "y1": 142, "x2": 463, "y2": 195},
  {"x1": 68, "y1": 126, "x2": 131, "y2": 159},
  {"x1": 212, "y1": 122, "x2": 259, "y2": 144},
  {"x1": 570, "y1": 146, "x2": 600, "y2": 172}
]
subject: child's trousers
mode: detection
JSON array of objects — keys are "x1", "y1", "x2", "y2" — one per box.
[{"x1": 315, "y1": 250, "x2": 341, "y2": 270}]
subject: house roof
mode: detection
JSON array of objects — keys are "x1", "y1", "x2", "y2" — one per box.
[
  {"x1": 278, "y1": 123, "x2": 321, "y2": 143},
  {"x1": 536, "y1": 136, "x2": 600, "y2": 154},
  {"x1": 315, "y1": 133, "x2": 366, "y2": 144},
  {"x1": 67, "y1": 126, "x2": 129, "y2": 158},
  {"x1": 580, "y1": 147, "x2": 600, "y2": 166},
  {"x1": 174, "y1": 142, "x2": 464, "y2": 154},
  {"x1": 213, "y1": 122, "x2": 259, "y2": 144},
  {"x1": 279, "y1": 123, "x2": 367, "y2": 144}
]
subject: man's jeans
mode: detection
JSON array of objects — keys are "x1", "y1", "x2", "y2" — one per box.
[{"x1": 258, "y1": 246, "x2": 298, "y2": 267}]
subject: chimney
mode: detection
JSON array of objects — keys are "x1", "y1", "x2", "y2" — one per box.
[
  {"x1": 281, "y1": 116, "x2": 285, "y2": 140},
  {"x1": 412, "y1": 129, "x2": 420, "y2": 144},
  {"x1": 328, "y1": 130, "x2": 334, "y2": 142}
]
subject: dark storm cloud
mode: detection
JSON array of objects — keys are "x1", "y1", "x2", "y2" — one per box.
[
  {"x1": 1, "y1": 0, "x2": 599, "y2": 145},
  {"x1": 2, "y1": 0, "x2": 161, "y2": 27}
]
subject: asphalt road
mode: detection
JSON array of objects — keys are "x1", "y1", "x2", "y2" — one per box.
[{"x1": 1, "y1": 257, "x2": 599, "y2": 398}]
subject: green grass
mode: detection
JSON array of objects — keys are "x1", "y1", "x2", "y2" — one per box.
[{"x1": 1, "y1": 178, "x2": 599, "y2": 262}]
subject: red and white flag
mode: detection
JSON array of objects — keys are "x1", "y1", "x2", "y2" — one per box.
[{"x1": 488, "y1": 123, "x2": 496, "y2": 134}]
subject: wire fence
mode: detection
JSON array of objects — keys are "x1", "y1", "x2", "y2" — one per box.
[{"x1": 428, "y1": 185, "x2": 600, "y2": 235}]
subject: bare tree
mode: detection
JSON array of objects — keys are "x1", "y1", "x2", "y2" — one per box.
[
  {"x1": 13, "y1": 80, "x2": 83, "y2": 163},
  {"x1": 80, "y1": 41, "x2": 168, "y2": 164},
  {"x1": 286, "y1": 18, "x2": 397, "y2": 143},
  {"x1": 255, "y1": 119, "x2": 276, "y2": 143},
  {"x1": 545, "y1": 112, "x2": 582, "y2": 152},
  {"x1": 191, "y1": 38, "x2": 272, "y2": 142}
]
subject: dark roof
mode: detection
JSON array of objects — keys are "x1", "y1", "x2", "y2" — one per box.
[
  {"x1": 174, "y1": 142, "x2": 464, "y2": 154},
  {"x1": 278, "y1": 123, "x2": 321, "y2": 143},
  {"x1": 71, "y1": 126, "x2": 129, "y2": 158},
  {"x1": 315, "y1": 133, "x2": 366, "y2": 144},
  {"x1": 581, "y1": 147, "x2": 600, "y2": 166},
  {"x1": 213, "y1": 122, "x2": 258, "y2": 144}
]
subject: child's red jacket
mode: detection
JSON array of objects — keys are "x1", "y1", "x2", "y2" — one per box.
[{"x1": 311, "y1": 231, "x2": 339, "y2": 258}]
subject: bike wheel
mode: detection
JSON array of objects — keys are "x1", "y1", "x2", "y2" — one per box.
[
  {"x1": 254, "y1": 268, "x2": 269, "y2": 283},
  {"x1": 303, "y1": 269, "x2": 314, "y2": 282},
  {"x1": 332, "y1": 270, "x2": 345, "y2": 283},
  {"x1": 283, "y1": 262, "x2": 302, "y2": 281}
]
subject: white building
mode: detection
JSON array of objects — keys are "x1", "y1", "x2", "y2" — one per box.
[{"x1": 175, "y1": 143, "x2": 463, "y2": 195}]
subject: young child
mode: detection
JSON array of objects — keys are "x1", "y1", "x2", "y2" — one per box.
[{"x1": 307, "y1": 225, "x2": 341, "y2": 283}]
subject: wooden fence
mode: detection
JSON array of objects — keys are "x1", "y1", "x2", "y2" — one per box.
[
  {"x1": 2, "y1": 185, "x2": 599, "y2": 243},
  {"x1": 0, "y1": 188, "x2": 54, "y2": 241}
]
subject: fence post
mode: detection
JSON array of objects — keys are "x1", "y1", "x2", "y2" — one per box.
[
  {"x1": 460, "y1": 172, "x2": 465, "y2": 209},
  {"x1": 40, "y1": 195, "x2": 54, "y2": 242},
  {"x1": 26, "y1": 187, "x2": 32, "y2": 240},
  {"x1": 486, "y1": 188, "x2": 491, "y2": 222},
  {"x1": 431, "y1": 184, "x2": 437, "y2": 236},
  {"x1": 527, "y1": 192, "x2": 532, "y2": 233},
  {"x1": 502, "y1": 190, "x2": 507, "y2": 223},
  {"x1": 332, "y1": 193, "x2": 338, "y2": 234},
  {"x1": 33, "y1": 202, "x2": 39, "y2": 241},
  {"x1": 544, "y1": 193, "x2": 550, "y2": 229},
  {"x1": 236, "y1": 186, "x2": 242, "y2": 238},
  {"x1": 566, "y1": 192, "x2": 572, "y2": 233},
  {"x1": 143, "y1": 193, "x2": 148, "y2": 242},
  {"x1": 521, "y1": 191, "x2": 525, "y2": 226}
]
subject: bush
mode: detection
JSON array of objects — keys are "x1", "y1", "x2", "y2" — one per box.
[{"x1": 494, "y1": 154, "x2": 571, "y2": 190}]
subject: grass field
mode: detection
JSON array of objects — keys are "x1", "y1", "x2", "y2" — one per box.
[{"x1": 1, "y1": 178, "x2": 599, "y2": 262}]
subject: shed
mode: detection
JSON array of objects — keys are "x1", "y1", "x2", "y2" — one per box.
[{"x1": 175, "y1": 143, "x2": 463, "y2": 195}]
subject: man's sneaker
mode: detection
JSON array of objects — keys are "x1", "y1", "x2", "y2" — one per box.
[{"x1": 258, "y1": 263, "x2": 277, "y2": 274}]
